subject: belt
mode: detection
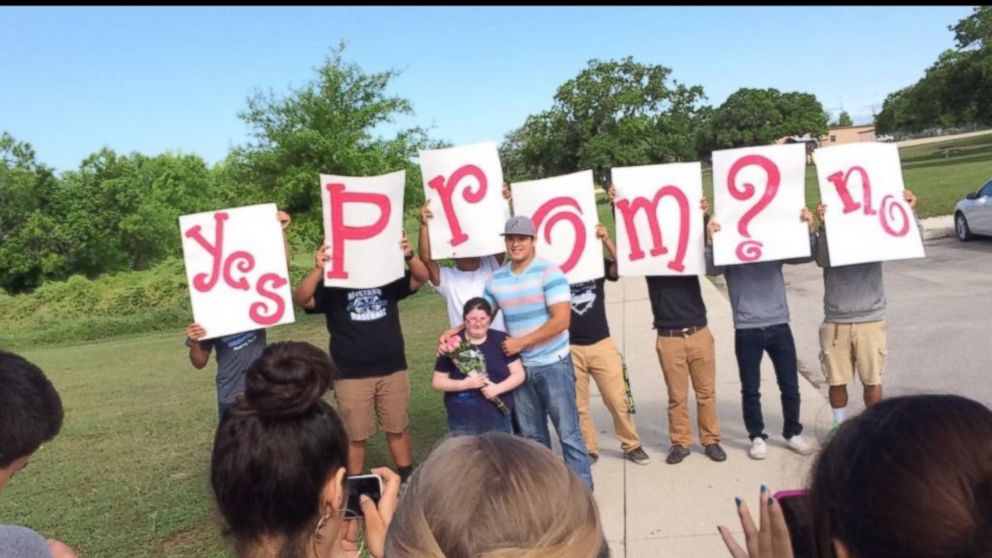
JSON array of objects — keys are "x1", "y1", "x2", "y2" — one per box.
[{"x1": 657, "y1": 325, "x2": 704, "y2": 338}]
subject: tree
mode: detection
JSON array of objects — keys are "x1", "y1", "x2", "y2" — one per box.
[
  {"x1": 835, "y1": 111, "x2": 853, "y2": 126},
  {"x1": 876, "y1": 7, "x2": 992, "y2": 133},
  {"x1": 226, "y1": 43, "x2": 438, "y2": 246},
  {"x1": 0, "y1": 132, "x2": 65, "y2": 292},
  {"x1": 703, "y1": 88, "x2": 829, "y2": 150},
  {"x1": 500, "y1": 56, "x2": 708, "y2": 185}
]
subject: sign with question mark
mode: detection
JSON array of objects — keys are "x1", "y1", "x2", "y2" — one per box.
[
  {"x1": 419, "y1": 142, "x2": 511, "y2": 259},
  {"x1": 510, "y1": 170, "x2": 604, "y2": 284},
  {"x1": 612, "y1": 162, "x2": 705, "y2": 276},
  {"x1": 813, "y1": 142, "x2": 924, "y2": 266},
  {"x1": 712, "y1": 143, "x2": 811, "y2": 266}
]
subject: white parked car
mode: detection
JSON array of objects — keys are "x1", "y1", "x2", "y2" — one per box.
[
  {"x1": 876, "y1": 134, "x2": 895, "y2": 142},
  {"x1": 954, "y1": 178, "x2": 992, "y2": 241}
]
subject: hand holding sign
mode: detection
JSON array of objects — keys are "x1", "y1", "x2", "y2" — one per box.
[
  {"x1": 712, "y1": 144, "x2": 810, "y2": 266},
  {"x1": 814, "y1": 143, "x2": 924, "y2": 266}
]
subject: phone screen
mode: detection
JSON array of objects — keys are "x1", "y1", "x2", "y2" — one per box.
[
  {"x1": 774, "y1": 490, "x2": 813, "y2": 558},
  {"x1": 345, "y1": 474, "x2": 383, "y2": 520}
]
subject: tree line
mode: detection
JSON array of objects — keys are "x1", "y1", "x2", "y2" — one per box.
[{"x1": 2, "y1": 8, "x2": 985, "y2": 294}]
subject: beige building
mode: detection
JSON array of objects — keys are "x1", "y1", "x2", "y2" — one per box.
[{"x1": 819, "y1": 124, "x2": 876, "y2": 146}]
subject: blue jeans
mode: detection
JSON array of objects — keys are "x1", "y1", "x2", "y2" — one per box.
[
  {"x1": 734, "y1": 324, "x2": 803, "y2": 440},
  {"x1": 447, "y1": 413, "x2": 513, "y2": 436},
  {"x1": 514, "y1": 355, "x2": 594, "y2": 490}
]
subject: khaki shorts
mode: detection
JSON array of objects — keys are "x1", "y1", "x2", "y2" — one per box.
[
  {"x1": 819, "y1": 321, "x2": 888, "y2": 386},
  {"x1": 334, "y1": 370, "x2": 410, "y2": 441}
]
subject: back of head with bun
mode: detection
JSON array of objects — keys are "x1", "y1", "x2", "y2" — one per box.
[
  {"x1": 238, "y1": 341, "x2": 334, "y2": 419},
  {"x1": 210, "y1": 341, "x2": 348, "y2": 557}
]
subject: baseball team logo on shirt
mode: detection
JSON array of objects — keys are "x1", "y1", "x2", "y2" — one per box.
[
  {"x1": 570, "y1": 281, "x2": 597, "y2": 316},
  {"x1": 346, "y1": 288, "x2": 388, "y2": 321}
]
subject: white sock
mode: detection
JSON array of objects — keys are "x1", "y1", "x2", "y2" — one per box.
[{"x1": 832, "y1": 407, "x2": 847, "y2": 424}]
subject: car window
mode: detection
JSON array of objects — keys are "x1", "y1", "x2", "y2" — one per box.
[{"x1": 980, "y1": 180, "x2": 992, "y2": 198}]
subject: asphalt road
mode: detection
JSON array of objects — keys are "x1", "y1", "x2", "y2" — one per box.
[{"x1": 714, "y1": 236, "x2": 992, "y2": 410}]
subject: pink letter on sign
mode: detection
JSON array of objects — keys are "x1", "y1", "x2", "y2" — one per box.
[
  {"x1": 531, "y1": 197, "x2": 586, "y2": 274},
  {"x1": 827, "y1": 166, "x2": 875, "y2": 216},
  {"x1": 427, "y1": 164, "x2": 487, "y2": 247},
  {"x1": 250, "y1": 273, "x2": 288, "y2": 325},
  {"x1": 326, "y1": 183, "x2": 392, "y2": 280},
  {"x1": 184, "y1": 212, "x2": 257, "y2": 292},
  {"x1": 727, "y1": 155, "x2": 780, "y2": 262},
  {"x1": 615, "y1": 186, "x2": 690, "y2": 272}
]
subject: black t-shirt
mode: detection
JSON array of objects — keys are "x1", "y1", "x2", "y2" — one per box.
[
  {"x1": 569, "y1": 259, "x2": 619, "y2": 346},
  {"x1": 306, "y1": 272, "x2": 413, "y2": 379},
  {"x1": 645, "y1": 275, "x2": 708, "y2": 330}
]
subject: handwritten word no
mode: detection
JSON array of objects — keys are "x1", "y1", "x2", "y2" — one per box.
[
  {"x1": 184, "y1": 212, "x2": 286, "y2": 326},
  {"x1": 826, "y1": 166, "x2": 910, "y2": 237}
]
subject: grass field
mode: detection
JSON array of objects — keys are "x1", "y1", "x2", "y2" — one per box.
[
  {"x1": 2, "y1": 132, "x2": 989, "y2": 557},
  {"x1": 0, "y1": 294, "x2": 450, "y2": 558}
]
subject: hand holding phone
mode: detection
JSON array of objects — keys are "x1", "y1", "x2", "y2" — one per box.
[{"x1": 345, "y1": 474, "x2": 383, "y2": 520}]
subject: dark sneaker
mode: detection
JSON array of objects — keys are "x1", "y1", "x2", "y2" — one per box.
[
  {"x1": 624, "y1": 447, "x2": 651, "y2": 465},
  {"x1": 588, "y1": 452, "x2": 599, "y2": 465},
  {"x1": 704, "y1": 443, "x2": 727, "y2": 462},
  {"x1": 666, "y1": 444, "x2": 691, "y2": 464}
]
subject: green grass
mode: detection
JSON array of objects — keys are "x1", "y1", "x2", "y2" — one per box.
[{"x1": 0, "y1": 294, "x2": 450, "y2": 558}]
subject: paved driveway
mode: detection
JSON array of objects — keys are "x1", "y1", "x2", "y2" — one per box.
[{"x1": 768, "y1": 236, "x2": 992, "y2": 409}]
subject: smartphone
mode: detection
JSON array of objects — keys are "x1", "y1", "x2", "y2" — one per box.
[
  {"x1": 774, "y1": 489, "x2": 813, "y2": 558},
  {"x1": 345, "y1": 474, "x2": 383, "y2": 520}
]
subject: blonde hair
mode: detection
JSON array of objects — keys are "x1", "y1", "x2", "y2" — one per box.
[{"x1": 385, "y1": 432, "x2": 607, "y2": 558}]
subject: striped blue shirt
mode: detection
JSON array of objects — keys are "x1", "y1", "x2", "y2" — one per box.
[{"x1": 483, "y1": 258, "x2": 571, "y2": 366}]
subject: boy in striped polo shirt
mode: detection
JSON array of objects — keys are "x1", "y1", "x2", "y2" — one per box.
[{"x1": 483, "y1": 216, "x2": 593, "y2": 489}]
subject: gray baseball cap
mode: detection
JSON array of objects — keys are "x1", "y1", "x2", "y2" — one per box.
[{"x1": 501, "y1": 215, "x2": 536, "y2": 237}]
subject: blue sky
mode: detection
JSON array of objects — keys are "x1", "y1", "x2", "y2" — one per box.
[{"x1": 0, "y1": 6, "x2": 975, "y2": 173}]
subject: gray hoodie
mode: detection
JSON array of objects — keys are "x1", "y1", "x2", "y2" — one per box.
[{"x1": 706, "y1": 234, "x2": 816, "y2": 329}]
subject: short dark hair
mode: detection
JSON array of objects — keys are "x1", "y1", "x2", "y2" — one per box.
[
  {"x1": 0, "y1": 351, "x2": 64, "y2": 468},
  {"x1": 210, "y1": 341, "x2": 349, "y2": 556},
  {"x1": 808, "y1": 394, "x2": 992, "y2": 558},
  {"x1": 462, "y1": 297, "x2": 493, "y2": 319}
]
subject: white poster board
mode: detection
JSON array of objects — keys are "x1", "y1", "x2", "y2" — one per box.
[
  {"x1": 179, "y1": 203, "x2": 295, "y2": 340},
  {"x1": 510, "y1": 170, "x2": 604, "y2": 284},
  {"x1": 711, "y1": 144, "x2": 810, "y2": 265},
  {"x1": 419, "y1": 142, "x2": 510, "y2": 259},
  {"x1": 814, "y1": 143, "x2": 924, "y2": 266},
  {"x1": 611, "y1": 163, "x2": 705, "y2": 276},
  {"x1": 320, "y1": 170, "x2": 406, "y2": 288}
]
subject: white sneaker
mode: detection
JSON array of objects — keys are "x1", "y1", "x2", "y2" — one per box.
[
  {"x1": 785, "y1": 435, "x2": 815, "y2": 455},
  {"x1": 748, "y1": 437, "x2": 768, "y2": 460}
]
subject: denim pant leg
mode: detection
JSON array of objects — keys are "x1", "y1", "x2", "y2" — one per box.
[
  {"x1": 542, "y1": 357, "x2": 594, "y2": 490},
  {"x1": 734, "y1": 328, "x2": 767, "y2": 440},
  {"x1": 514, "y1": 365, "x2": 552, "y2": 448},
  {"x1": 766, "y1": 324, "x2": 803, "y2": 438}
]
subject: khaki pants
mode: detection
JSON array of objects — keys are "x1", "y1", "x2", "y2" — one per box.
[
  {"x1": 655, "y1": 327, "x2": 720, "y2": 446},
  {"x1": 572, "y1": 338, "x2": 641, "y2": 454},
  {"x1": 819, "y1": 321, "x2": 888, "y2": 386},
  {"x1": 334, "y1": 370, "x2": 410, "y2": 442}
]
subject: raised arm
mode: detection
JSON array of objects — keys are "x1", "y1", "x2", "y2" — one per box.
[
  {"x1": 417, "y1": 200, "x2": 442, "y2": 286},
  {"x1": 277, "y1": 210, "x2": 292, "y2": 266},
  {"x1": 402, "y1": 233, "x2": 429, "y2": 292},
  {"x1": 597, "y1": 224, "x2": 620, "y2": 280},
  {"x1": 784, "y1": 207, "x2": 816, "y2": 265},
  {"x1": 293, "y1": 242, "x2": 328, "y2": 310},
  {"x1": 186, "y1": 323, "x2": 211, "y2": 369}
]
